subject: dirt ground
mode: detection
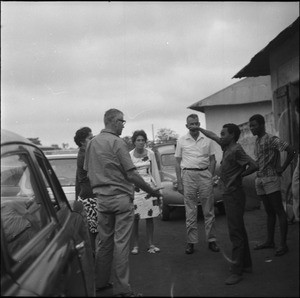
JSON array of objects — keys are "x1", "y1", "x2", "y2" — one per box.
[{"x1": 97, "y1": 202, "x2": 299, "y2": 297}]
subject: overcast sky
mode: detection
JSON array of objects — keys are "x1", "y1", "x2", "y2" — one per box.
[{"x1": 1, "y1": 1, "x2": 299, "y2": 147}]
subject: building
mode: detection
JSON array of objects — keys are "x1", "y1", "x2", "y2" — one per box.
[
  {"x1": 233, "y1": 17, "x2": 299, "y2": 201},
  {"x1": 188, "y1": 75, "x2": 273, "y2": 162}
]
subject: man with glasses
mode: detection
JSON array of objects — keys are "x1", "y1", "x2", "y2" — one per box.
[
  {"x1": 175, "y1": 114, "x2": 219, "y2": 255},
  {"x1": 84, "y1": 108, "x2": 161, "y2": 297}
]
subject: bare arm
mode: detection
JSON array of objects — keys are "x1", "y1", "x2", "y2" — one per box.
[
  {"x1": 208, "y1": 154, "x2": 216, "y2": 176},
  {"x1": 277, "y1": 144, "x2": 296, "y2": 175},
  {"x1": 127, "y1": 169, "x2": 161, "y2": 198},
  {"x1": 198, "y1": 127, "x2": 222, "y2": 146},
  {"x1": 175, "y1": 157, "x2": 184, "y2": 194},
  {"x1": 241, "y1": 159, "x2": 258, "y2": 177}
]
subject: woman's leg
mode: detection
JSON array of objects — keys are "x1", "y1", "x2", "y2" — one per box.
[
  {"x1": 146, "y1": 218, "x2": 154, "y2": 247},
  {"x1": 132, "y1": 216, "x2": 139, "y2": 248}
]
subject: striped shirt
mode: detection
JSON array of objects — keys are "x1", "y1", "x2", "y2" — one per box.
[{"x1": 254, "y1": 133, "x2": 288, "y2": 177}]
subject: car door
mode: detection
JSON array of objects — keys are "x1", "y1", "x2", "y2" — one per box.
[{"x1": 1, "y1": 143, "x2": 94, "y2": 296}]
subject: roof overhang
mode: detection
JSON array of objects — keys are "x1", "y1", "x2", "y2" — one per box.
[
  {"x1": 233, "y1": 17, "x2": 299, "y2": 79},
  {"x1": 189, "y1": 100, "x2": 271, "y2": 113}
]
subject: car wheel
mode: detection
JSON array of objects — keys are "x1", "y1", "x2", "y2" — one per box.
[{"x1": 161, "y1": 203, "x2": 170, "y2": 221}]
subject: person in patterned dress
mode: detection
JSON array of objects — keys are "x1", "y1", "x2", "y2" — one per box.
[
  {"x1": 249, "y1": 114, "x2": 295, "y2": 256},
  {"x1": 74, "y1": 127, "x2": 97, "y2": 253},
  {"x1": 130, "y1": 130, "x2": 162, "y2": 254}
]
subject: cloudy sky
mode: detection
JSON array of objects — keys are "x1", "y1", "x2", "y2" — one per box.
[{"x1": 1, "y1": 2, "x2": 299, "y2": 148}]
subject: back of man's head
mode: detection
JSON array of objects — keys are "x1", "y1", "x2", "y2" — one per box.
[{"x1": 104, "y1": 108, "x2": 123, "y2": 126}]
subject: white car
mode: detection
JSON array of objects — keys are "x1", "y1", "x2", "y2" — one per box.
[{"x1": 44, "y1": 150, "x2": 78, "y2": 202}]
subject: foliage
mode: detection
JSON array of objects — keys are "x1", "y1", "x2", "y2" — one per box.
[
  {"x1": 155, "y1": 128, "x2": 178, "y2": 143},
  {"x1": 122, "y1": 136, "x2": 134, "y2": 151}
]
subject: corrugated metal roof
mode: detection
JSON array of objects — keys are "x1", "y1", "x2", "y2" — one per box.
[
  {"x1": 188, "y1": 76, "x2": 271, "y2": 113},
  {"x1": 233, "y1": 17, "x2": 299, "y2": 79}
]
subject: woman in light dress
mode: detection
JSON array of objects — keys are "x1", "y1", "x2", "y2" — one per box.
[{"x1": 130, "y1": 130, "x2": 162, "y2": 254}]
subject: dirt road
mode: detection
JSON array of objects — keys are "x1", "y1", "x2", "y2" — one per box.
[{"x1": 97, "y1": 205, "x2": 299, "y2": 297}]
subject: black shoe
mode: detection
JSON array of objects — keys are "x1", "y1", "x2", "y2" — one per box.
[
  {"x1": 185, "y1": 243, "x2": 194, "y2": 254},
  {"x1": 208, "y1": 241, "x2": 220, "y2": 252},
  {"x1": 225, "y1": 274, "x2": 243, "y2": 285},
  {"x1": 96, "y1": 282, "x2": 113, "y2": 291},
  {"x1": 275, "y1": 245, "x2": 289, "y2": 256}
]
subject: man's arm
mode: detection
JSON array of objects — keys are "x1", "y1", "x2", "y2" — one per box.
[
  {"x1": 198, "y1": 127, "x2": 222, "y2": 146},
  {"x1": 277, "y1": 144, "x2": 296, "y2": 175},
  {"x1": 127, "y1": 169, "x2": 161, "y2": 198},
  {"x1": 241, "y1": 158, "x2": 258, "y2": 177},
  {"x1": 208, "y1": 154, "x2": 216, "y2": 176},
  {"x1": 175, "y1": 157, "x2": 184, "y2": 194}
]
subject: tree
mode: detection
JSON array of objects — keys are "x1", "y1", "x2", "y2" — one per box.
[{"x1": 155, "y1": 128, "x2": 178, "y2": 143}]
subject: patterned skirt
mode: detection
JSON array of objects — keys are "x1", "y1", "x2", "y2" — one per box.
[{"x1": 78, "y1": 197, "x2": 98, "y2": 234}]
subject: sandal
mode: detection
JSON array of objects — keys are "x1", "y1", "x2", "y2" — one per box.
[
  {"x1": 253, "y1": 242, "x2": 275, "y2": 250},
  {"x1": 147, "y1": 245, "x2": 160, "y2": 253},
  {"x1": 131, "y1": 246, "x2": 139, "y2": 255}
]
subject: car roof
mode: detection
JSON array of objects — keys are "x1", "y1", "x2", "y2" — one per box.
[
  {"x1": 1, "y1": 129, "x2": 32, "y2": 145},
  {"x1": 47, "y1": 154, "x2": 77, "y2": 159},
  {"x1": 152, "y1": 142, "x2": 176, "y2": 154},
  {"x1": 44, "y1": 149, "x2": 78, "y2": 156}
]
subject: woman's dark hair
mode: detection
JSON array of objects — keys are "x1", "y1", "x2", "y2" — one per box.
[
  {"x1": 131, "y1": 130, "x2": 148, "y2": 144},
  {"x1": 74, "y1": 127, "x2": 92, "y2": 147},
  {"x1": 249, "y1": 114, "x2": 265, "y2": 125},
  {"x1": 223, "y1": 123, "x2": 241, "y2": 142}
]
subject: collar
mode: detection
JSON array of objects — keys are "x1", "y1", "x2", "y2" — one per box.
[
  {"x1": 185, "y1": 132, "x2": 204, "y2": 141},
  {"x1": 101, "y1": 128, "x2": 119, "y2": 137}
]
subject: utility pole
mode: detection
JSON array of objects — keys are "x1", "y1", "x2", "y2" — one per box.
[{"x1": 152, "y1": 124, "x2": 155, "y2": 143}]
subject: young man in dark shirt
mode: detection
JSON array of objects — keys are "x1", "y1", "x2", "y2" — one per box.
[{"x1": 198, "y1": 123, "x2": 258, "y2": 285}]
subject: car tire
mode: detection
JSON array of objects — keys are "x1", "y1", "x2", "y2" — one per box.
[{"x1": 161, "y1": 204, "x2": 170, "y2": 221}]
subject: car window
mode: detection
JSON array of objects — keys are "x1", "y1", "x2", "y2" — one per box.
[
  {"x1": 48, "y1": 158, "x2": 77, "y2": 187},
  {"x1": 35, "y1": 154, "x2": 70, "y2": 212},
  {"x1": 161, "y1": 153, "x2": 176, "y2": 167},
  {"x1": 1, "y1": 153, "x2": 51, "y2": 257}
]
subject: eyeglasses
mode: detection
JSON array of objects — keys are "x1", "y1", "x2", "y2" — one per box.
[{"x1": 117, "y1": 119, "x2": 126, "y2": 124}]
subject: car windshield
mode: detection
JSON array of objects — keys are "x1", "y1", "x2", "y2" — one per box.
[
  {"x1": 160, "y1": 153, "x2": 177, "y2": 180},
  {"x1": 48, "y1": 158, "x2": 76, "y2": 186},
  {"x1": 161, "y1": 153, "x2": 176, "y2": 167}
]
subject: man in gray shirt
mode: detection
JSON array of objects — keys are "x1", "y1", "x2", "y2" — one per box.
[{"x1": 84, "y1": 108, "x2": 161, "y2": 297}]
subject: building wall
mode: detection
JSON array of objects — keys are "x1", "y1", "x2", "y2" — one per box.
[
  {"x1": 269, "y1": 30, "x2": 299, "y2": 201},
  {"x1": 204, "y1": 101, "x2": 272, "y2": 163},
  {"x1": 269, "y1": 31, "x2": 299, "y2": 92}
]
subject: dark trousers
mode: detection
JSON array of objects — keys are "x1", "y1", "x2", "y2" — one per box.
[
  {"x1": 223, "y1": 187, "x2": 252, "y2": 275},
  {"x1": 260, "y1": 191, "x2": 288, "y2": 247}
]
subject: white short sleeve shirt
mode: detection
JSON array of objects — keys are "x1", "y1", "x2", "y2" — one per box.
[{"x1": 175, "y1": 132, "x2": 215, "y2": 169}]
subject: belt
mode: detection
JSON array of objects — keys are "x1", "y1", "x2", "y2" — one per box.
[{"x1": 183, "y1": 167, "x2": 208, "y2": 171}]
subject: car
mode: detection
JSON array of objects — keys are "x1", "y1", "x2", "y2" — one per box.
[
  {"x1": 1, "y1": 129, "x2": 95, "y2": 297},
  {"x1": 43, "y1": 150, "x2": 78, "y2": 202},
  {"x1": 152, "y1": 142, "x2": 225, "y2": 221}
]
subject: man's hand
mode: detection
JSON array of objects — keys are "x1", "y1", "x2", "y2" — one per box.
[
  {"x1": 146, "y1": 187, "x2": 164, "y2": 199},
  {"x1": 177, "y1": 181, "x2": 184, "y2": 195}
]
